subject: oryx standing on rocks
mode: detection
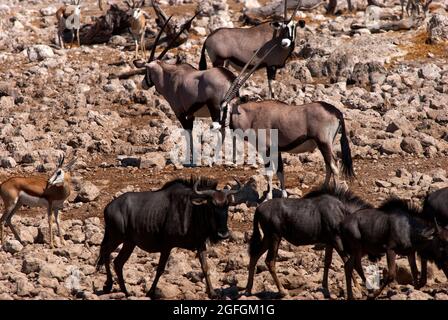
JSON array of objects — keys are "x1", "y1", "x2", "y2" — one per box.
[
  {"x1": 214, "y1": 46, "x2": 355, "y2": 199},
  {"x1": 199, "y1": 0, "x2": 305, "y2": 99},
  {"x1": 0, "y1": 155, "x2": 76, "y2": 248}
]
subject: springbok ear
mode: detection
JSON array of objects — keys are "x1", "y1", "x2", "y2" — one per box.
[
  {"x1": 191, "y1": 197, "x2": 208, "y2": 206},
  {"x1": 133, "y1": 59, "x2": 146, "y2": 68},
  {"x1": 270, "y1": 21, "x2": 282, "y2": 30},
  {"x1": 298, "y1": 19, "x2": 306, "y2": 28}
]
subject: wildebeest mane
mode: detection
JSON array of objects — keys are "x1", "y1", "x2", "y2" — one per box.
[
  {"x1": 304, "y1": 184, "x2": 372, "y2": 214},
  {"x1": 379, "y1": 197, "x2": 421, "y2": 216},
  {"x1": 160, "y1": 176, "x2": 218, "y2": 191}
]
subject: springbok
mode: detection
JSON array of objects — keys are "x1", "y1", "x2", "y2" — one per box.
[
  {"x1": 56, "y1": 0, "x2": 82, "y2": 49},
  {"x1": 0, "y1": 155, "x2": 76, "y2": 248},
  {"x1": 199, "y1": 0, "x2": 305, "y2": 99},
  {"x1": 134, "y1": 13, "x2": 239, "y2": 156},
  {"x1": 215, "y1": 45, "x2": 355, "y2": 199},
  {"x1": 125, "y1": 0, "x2": 149, "y2": 60}
]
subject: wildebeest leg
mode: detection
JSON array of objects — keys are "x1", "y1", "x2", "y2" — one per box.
[
  {"x1": 265, "y1": 236, "x2": 286, "y2": 296},
  {"x1": 198, "y1": 246, "x2": 217, "y2": 299},
  {"x1": 276, "y1": 152, "x2": 287, "y2": 198},
  {"x1": 418, "y1": 258, "x2": 428, "y2": 288},
  {"x1": 373, "y1": 250, "x2": 396, "y2": 299},
  {"x1": 344, "y1": 255, "x2": 356, "y2": 300},
  {"x1": 266, "y1": 66, "x2": 276, "y2": 100},
  {"x1": 245, "y1": 237, "x2": 270, "y2": 295},
  {"x1": 334, "y1": 247, "x2": 363, "y2": 290},
  {"x1": 407, "y1": 253, "x2": 420, "y2": 287},
  {"x1": 347, "y1": 0, "x2": 353, "y2": 11},
  {"x1": 113, "y1": 241, "x2": 136, "y2": 296},
  {"x1": 147, "y1": 249, "x2": 171, "y2": 298},
  {"x1": 322, "y1": 246, "x2": 333, "y2": 297}
]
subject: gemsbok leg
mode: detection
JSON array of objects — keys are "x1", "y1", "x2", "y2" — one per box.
[{"x1": 266, "y1": 66, "x2": 276, "y2": 99}]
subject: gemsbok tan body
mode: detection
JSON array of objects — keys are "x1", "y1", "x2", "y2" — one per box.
[{"x1": 0, "y1": 155, "x2": 76, "y2": 248}]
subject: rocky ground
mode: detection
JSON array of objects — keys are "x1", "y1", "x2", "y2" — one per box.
[{"x1": 0, "y1": 0, "x2": 447, "y2": 300}]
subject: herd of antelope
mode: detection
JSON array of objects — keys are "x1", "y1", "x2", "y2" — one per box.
[{"x1": 0, "y1": 0, "x2": 446, "y2": 300}]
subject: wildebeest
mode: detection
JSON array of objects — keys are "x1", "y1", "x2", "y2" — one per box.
[
  {"x1": 199, "y1": 0, "x2": 305, "y2": 99},
  {"x1": 245, "y1": 185, "x2": 371, "y2": 297},
  {"x1": 417, "y1": 187, "x2": 448, "y2": 287},
  {"x1": 96, "y1": 177, "x2": 241, "y2": 298},
  {"x1": 341, "y1": 198, "x2": 447, "y2": 300}
]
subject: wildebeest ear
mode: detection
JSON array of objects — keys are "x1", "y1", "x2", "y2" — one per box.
[
  {"x1": 270, "y1": 21, "x2": 282, "y2": 30},
  {"x1": 298, "y1": 20, "x2": 306, "y2": 28},
  {"x1": 421, "y1": 227, "x2": 435, "y2": 240},
  {"x1": 191, "y1": 197, "x2": 208, "y2": 206},
  {"x1": 133, "y1": 59, "x2": 146, "y2": 68}
]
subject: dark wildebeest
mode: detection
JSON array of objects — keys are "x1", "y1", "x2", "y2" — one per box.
[
  {"x1": 245, "y1": 185, "x2": 371, "y2": 297},
  {"x1": 96, "y1": 177, "x2": 241, "y2": 298},
  {"x1": 417, "y1": 187, "x2": 448, "y2": 287},
  {"x1": 341, "y1": 198, "x2": 448, "y2": 300}
]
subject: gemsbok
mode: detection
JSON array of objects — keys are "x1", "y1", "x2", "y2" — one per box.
[
  {"x1": 0, "y1": 155, "x2": 76, "y2": 248},
  {"x1": 199, "y1": 0, "x2": 305, "y2": 99},
  {"x1": 215, "y1": 46, "x2": 355, "y2": 199}
]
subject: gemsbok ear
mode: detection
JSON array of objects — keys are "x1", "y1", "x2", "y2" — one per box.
[{"x1": 133, "y1": 59, "x2": 146, "y2": 68}]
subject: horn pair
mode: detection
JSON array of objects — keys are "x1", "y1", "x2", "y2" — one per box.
[
  {"x1": 193, "y1": 179, "x2": 242, "y2": 197},
  {"x1": 148, "y1": 10, "x2": 199, "y2": 62},
  {"x1": 284, "y1": 0, "x2": 302, "y2": 23},
  {"x1": 222, "y1": 43, "x2": 279, "y2": 104},
  {"x1": 124, "y1": 0, "x2": 144, "y2": 9},
  {"x1": 57, "y1": 152, "x2": 77, "y2": 170}
]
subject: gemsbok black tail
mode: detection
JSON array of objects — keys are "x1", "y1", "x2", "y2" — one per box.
[
  {"x1": 338, "y1": 113, "x2": 355, "y2": 179},
  {"x1": 199, "y1": 43, "x2": 207, "y2": 70}
]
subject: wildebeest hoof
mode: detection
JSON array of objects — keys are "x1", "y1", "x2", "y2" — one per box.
[
  {"x1": 103, "y1": 284, "x2": 112, "y2": 294},
  {"x1": 208, "y1": 289, "x2": 220, "y2": 300}
]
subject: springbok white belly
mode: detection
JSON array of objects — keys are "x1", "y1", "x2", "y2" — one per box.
[
  {"x1": 18, "y1": 192, "x2": 64, "y2": 209},
  {"x1": 287, "y1": 139, "x2": 317, "y2": 154}
]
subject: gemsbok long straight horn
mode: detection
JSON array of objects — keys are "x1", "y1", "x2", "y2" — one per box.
[
  {"x1": 132, "y1": 11, "x2": 242, "y2": 164},
  {"x1": 0, "y1": 154, "x2": 77, "y2": 248},
  {"x1": 199, "y1": 0, "x2": 306, "y2": 99},
  {"x1": 215, "y1": 42, "x2": 355, "y2": 199}
]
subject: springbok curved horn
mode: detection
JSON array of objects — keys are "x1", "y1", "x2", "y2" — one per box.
[
  {"x1": 288, "y1": 0, "x2": 302, "y2": 23},
  {"x1": 223, "y1": 43, "x2": 279, "y2": 104},
  {"x1": 149, "y1": 15, "x2": 173, "y2": 62},
  {"x1": 224, "y1": 178, "x2": 243, "y2": 196},
  {"x1": 65, "y1": 157, "x2": 77, "y2": 171},
  {"x1": 156, "y1": 11, "x2": 200, "y2": 61},
  {"x1": 57, "y1": 154, "x2": 65, "y2": 168},
  {"x1": 193, "y1": 180, "x2": 215, "y2": 197}
]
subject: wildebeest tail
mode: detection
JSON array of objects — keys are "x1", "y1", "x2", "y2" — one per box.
[
  {"x1": 249, "y1": 209, "x2": 262, "y2": 257},
  {"x1": 199, "y1": 43, "x2": 207, "y2": 70},
  {"x1": 96, "y1": 218, "x2": 110, "y2": 271}
]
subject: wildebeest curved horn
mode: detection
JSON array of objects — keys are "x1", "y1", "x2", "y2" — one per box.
[
  {"x1": 157, "y1": 11, "x2": 200, "y2": 61},
  {"x1": 224, "y1": 178, "x2": 242, "y2": 195},
  {"x1": 193, "y1": 180, "x2": 215, "y2": 197},
  {"x1": 434, "y1": 217, "x2": 442, "y2": 233},
  {"x1": 288, "y1": 0, "x2": 302, "y2": 23},
  {"x1": 149, "y1": 15, "x2": 173, "y2": 62},
  {"x1": 224, "y1": 44, "x2": 279, "y2": 104}
]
